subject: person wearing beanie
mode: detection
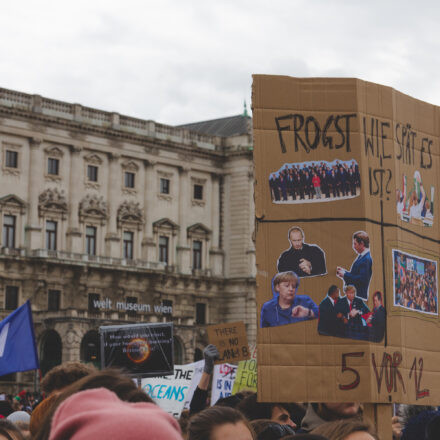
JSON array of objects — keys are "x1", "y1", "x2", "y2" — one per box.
[{"x1": 48, "y1": 388, "x2": 183, "y2": 440}]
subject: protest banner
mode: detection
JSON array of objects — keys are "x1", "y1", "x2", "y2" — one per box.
[
  {"x1": 211, "y1": 363, "x2": 237, "y2": 405},
  {"x1": 253, "y1": 75, "x2": 439, "y2": 407},
  {"x1": 141, "y1": 363, "x2": 198, "y2": 417},
  {"x1": 207, "y1": 321, "x2": 250, "y2": 364},
  {"x1": 232, "y1": 358, "x2": 257, "y2": 394},
  {"x1": 100, "y1": 322, "x2": 173, "y2": 377},
  {"x1": 183, "y1": 360, "x2": 204, "y2": 409}
]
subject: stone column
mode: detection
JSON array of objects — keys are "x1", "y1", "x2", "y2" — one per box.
[
  {"x1": 66, "y1": 146, "x2": 83, "y2": 253},
  {"x1": 177, "y1": 166, "x2": 190, "y2": 274},
  {"x1": 25, "y1": 137, "x2": 43, "y2": 249},
  {"x1": 105, "y1": 152, "x2": 121, "y2": 257},
  {"x1": 142, "y1": 160, "x2": 156, "y2": 261}
]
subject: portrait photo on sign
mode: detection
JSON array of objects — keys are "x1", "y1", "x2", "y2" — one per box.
[
  {"x1": 393, "y1": 249, "x2": 438, "y2": 315},
  {"x1": 269, "y1": 159, "x2": 360, "y2": 204},
  {"x1": 317, "y1": 284, "x2": 385, "y2": 342},
  {"x1": 260, "y1": 271, "x2": 318, "y2": 328},
  {"x1": 396, "y1": 171, "x2": 434, "y2": 227},
  {"x1": 277, "y1": 226, "x2": 327, "y2": 278},
  {"x1": 336, "y1": 230, "x2": 372, "y2": 301}
]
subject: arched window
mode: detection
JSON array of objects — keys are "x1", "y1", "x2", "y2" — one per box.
[{"x1": 40, "y1": 330, "x2": 62, "y2": 377}]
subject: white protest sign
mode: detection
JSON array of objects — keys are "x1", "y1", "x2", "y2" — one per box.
[
  {"x1": 183, "y1": 360, "x2": 204, "y2": 410},
  {"x1": 211, "y1": 363, "x2": 237, "y2": 405},
  {"x1": 141, "y1": 363, "x2": 196, "y2": 417}
]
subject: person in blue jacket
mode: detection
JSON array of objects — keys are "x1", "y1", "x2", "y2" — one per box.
[
  {"x1": 260, "y1": 271, "x2": 318, "y2": 328},
  {"x1": 336, "y1": 231, "x2": 372, "y2": 301}
]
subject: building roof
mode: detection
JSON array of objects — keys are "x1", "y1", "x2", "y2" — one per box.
[{"x1": 177, "y1": 114, "x2": 252, "y2": 137}]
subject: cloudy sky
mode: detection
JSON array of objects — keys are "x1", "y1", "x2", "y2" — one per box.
[{"x1": 1, "y1": 1, "x2": 439, "y2": 125}]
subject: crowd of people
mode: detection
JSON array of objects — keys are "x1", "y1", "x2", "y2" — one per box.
[
  {"x1": 269, "y1": 160, "x2": 361, "y2": 203},
  {"x1": 394, "y1": 252, "x2": 438, "y2": 315},
  {"x1": 0, "y1": 349, "x2": 438, "y2": 439}
]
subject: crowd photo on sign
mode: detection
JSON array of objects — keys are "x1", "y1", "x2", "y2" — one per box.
[{"x1": 269, "y1": 159, "x2": 361, "y2": 204}]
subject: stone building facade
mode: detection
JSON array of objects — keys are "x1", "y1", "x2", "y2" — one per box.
[{"x1": 0, "y1": 88, "x2": 256, "y2": 391}]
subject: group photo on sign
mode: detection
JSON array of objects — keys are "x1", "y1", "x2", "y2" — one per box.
[{"x1": 269, "y1": 159, "x2": 361, "y2": 203}]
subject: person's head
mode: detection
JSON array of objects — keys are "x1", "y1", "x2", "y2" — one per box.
[
  {"x1": 273, "y1": 272, "x2": 299, "y2": 305},
  {"x1": 344, "y1": 286, "x2": 356, "y2": 302},
  {"x1": 48, "y1": 388, "x2": 181, "y2": 440},
  {"x1": 317, "y1": 403, "x2": 361, "y2": 421},
  {"x1": 327, "y1": 285, "x2": 340, "y2": 301},
  {"x1": 237, "y1": 393, "x2": 296, "y2": 429},
  {"x1": 0, "y1": 419, "x2": 25, "y2": 440},
  {"x1": 352, "y1": 231, "x2": 369, "y2": 253},
  {"x1": 188, "y1": 406, "x2": 255, "y2": 440},
  {"x1": 40, "y1": 361, "x2": 96, "y2": 395},
  {"x1": 288, "y1": 227, "x2": 305, "y2": 250},
  {"x1": 250, "y1": 419, "x2": 296, "y2": 440},
  {"x1": 311, "y1": 419, "x2": 377, "y2": 440},
  {"x1": 34, "y1": 369, "x2": 153, "y2": 440},
  {"x1": 373, "y1": 291, "x2": 382, "y2": 309}
]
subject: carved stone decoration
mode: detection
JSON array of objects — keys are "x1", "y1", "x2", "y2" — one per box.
[
  {"x1": 44, "y1": 146, "x2": 64, "y2": 157},
  {"x1": 38, "y1": 188, "x2": 68, "y2": 214},
  {"x1": 117, "y1": 200, "x2": 144, "y2": 227},
  {"x1": 83, "y1": 153, "x2": 103, "y2": 165},
  {"x1": 121, "y1": 160, "x2": 139, "y2": 172},
  {"x1": 78, "y1": 194, "x2": 108, "y2": 221}
]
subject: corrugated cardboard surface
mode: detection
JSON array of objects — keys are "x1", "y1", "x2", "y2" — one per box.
[{"x1": 254, "y1": 75, "x2": 439, "y2": 404}]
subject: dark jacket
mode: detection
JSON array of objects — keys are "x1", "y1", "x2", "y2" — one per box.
[
  {"x1": 277, "y1": 244, "x2": 326, "y2": 277},
  {"x1": 343, "y1": 251, "x2": 372, "y2": 300}
]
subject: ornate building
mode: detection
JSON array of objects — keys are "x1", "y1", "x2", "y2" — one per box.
[{"x1": 0, "y1": 88, "x2": 256, "y2": 390}]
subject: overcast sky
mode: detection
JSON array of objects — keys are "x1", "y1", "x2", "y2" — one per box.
[{"x1": 1, "y1": 0, "x2": 439, "y2": 125}]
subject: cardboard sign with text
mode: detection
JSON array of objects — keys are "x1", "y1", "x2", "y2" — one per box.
[
  {"x1": 207, "y1": 321, "x2": 250, "y2": 364},
  {"x1": 253, "y1": 75, "x2": 439, "y2": 405}
]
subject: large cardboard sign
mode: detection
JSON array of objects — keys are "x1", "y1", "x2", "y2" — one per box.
[
  {"x1": 253, "y1": 76, "x2": 439, "y2": 405},
  {"x1": 100, "y1": 323, "x2": 173, "y2": 377},
  {"x1": 207, "y1": 322, "x2": 250, "y2": 364}
]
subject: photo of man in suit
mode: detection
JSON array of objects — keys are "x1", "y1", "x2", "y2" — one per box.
[
  {"x1": 336, "y1": 231, "x2": 372, "y2": 300},
  {"x1": 277, "y1": 226, "x2": 326, "y2": 278},
  {"x1": 260, "y1": 271, "x2": 318, "y2": 328},
  {"x1": 367, "y1": 291, "x2": 386, "y2": 342},
  {"x1": 318, "y1": 285, "x2": 344, "y2": 337},
  {"x1": 335, "y1": 285, "x2": 370, "y2": 339}
]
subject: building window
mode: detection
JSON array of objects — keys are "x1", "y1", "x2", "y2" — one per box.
[
  {"x1": 48, "y1": 290, "x2": 60, "y2": 311},
  {"x1": 124, "y1": 172, "x2": 135, "y2": 188},
  {"x1": 87, "y1": 165, "x2": 98, "y2": 182},
  {"x1": 123, "y1": 231, "x2": 134, "y2": 259},
  {"x1": 159, "y1": 236, "x2": 169, "y2": 264},
  {"x1": 86, "y1": 226, "x2": 97, "y2": 255},
  {"x1": 88, "y1": 293, "x2": 100, "y2": 312},
  {"x1": 160, "y1": 178, "x2": 170, "y2": 195},
  {"x1": 194, "y1": 184, "x2": 203, "y2": 200},
  {"x1": 2, "y1": 215, "x2": 16, "y2": 248},
  {"x1": 5, "y1": 151, "x2": 18, "y2": 168},
  {"x1": 162, "y1": 299, "x2": 173, "y2": 315},
  {"x1": 47, "y1": 158, "x2": 59, "y2": 175},
  {"x1": 193, "y1": 240, "x2": 202, "y2": 270},
  {"x1": 126, "y1": 296, "x2": 137, "y2": 316},
  {"x1": 196, "y1": 303, "x2": 206, "y2": 325},
  {"x1": 5, "y1": 286, "x2": 18, "y2": 310},
  {"x1": 46, "y1": 221, "x2": 57, "y2": 250}
]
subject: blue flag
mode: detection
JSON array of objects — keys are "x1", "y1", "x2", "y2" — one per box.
[{"x1": 0, "y1": 301, "x2": 39, "y2": 376}]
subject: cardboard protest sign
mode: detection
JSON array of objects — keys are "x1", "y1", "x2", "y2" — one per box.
[
  {"x1": 211, "y1": 363, "x2": 237, "y2": 405},
  {"x1": 253, "y1": 75, "x2": 439, "y2": 405},
  {"x1": 141, "y1": 363, "x2": 197, "y2": 417},
  {"x1": 100, "y1": 323, "x2": 173, "y2": 377},
  {"x1": 207, "y1": 321, "x2": 250, "y2": 364}
]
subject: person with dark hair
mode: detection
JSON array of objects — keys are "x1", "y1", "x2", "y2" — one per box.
[
  {"x1": 366, "y1": 291, "x2": 386, "y2": 342},
  {"x1": 260, "y1": 271, "x2": 318, "y2": 328},
  {"x1": 40, "y1": 361, "x2": 95, "y2": 396},
  {"x1": 0, "y1": 400, "x2": 14, "y2": 418},
  {"x1": 33, "y1": 369, "x2": 154, "y2": 440},
  {"x1": 300, "y1": 403, "x2": 362, "y2": 433},
  {"x1": 236, "y1": 393, "x2": 297, "y2": 429},
  {"x1": 311, "y1": 419, "x2": 377, "y2": 439},
  {"x1": 425, "y1": 413, "x2": 440, "y2": 440},
  {"x1": 277, "y1": 227, "x2": 326, "y2": 277},
  {"x1": 318, "y1": 285, "x2": 343, "y2": 337},
  {"x1": 0, "y1": 419, "x2": 25, "y2": 440},
  {"x1": 336, "y1": 231, "x2": 372, "y2": 301},
  {"x1": 250, "y1": 419, "x2": 296, "y2": 440},
  {"x1": 188, "y1": 406, "x2": 254, "y2": 440}
]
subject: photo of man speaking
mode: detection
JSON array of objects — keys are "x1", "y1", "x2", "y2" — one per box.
[
  {"x1": 260, "y1": 271, "x2": 318, "y2": 328},
  {"x1": 277, "y1": 226, "x2": 327, "y2": 278}
]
